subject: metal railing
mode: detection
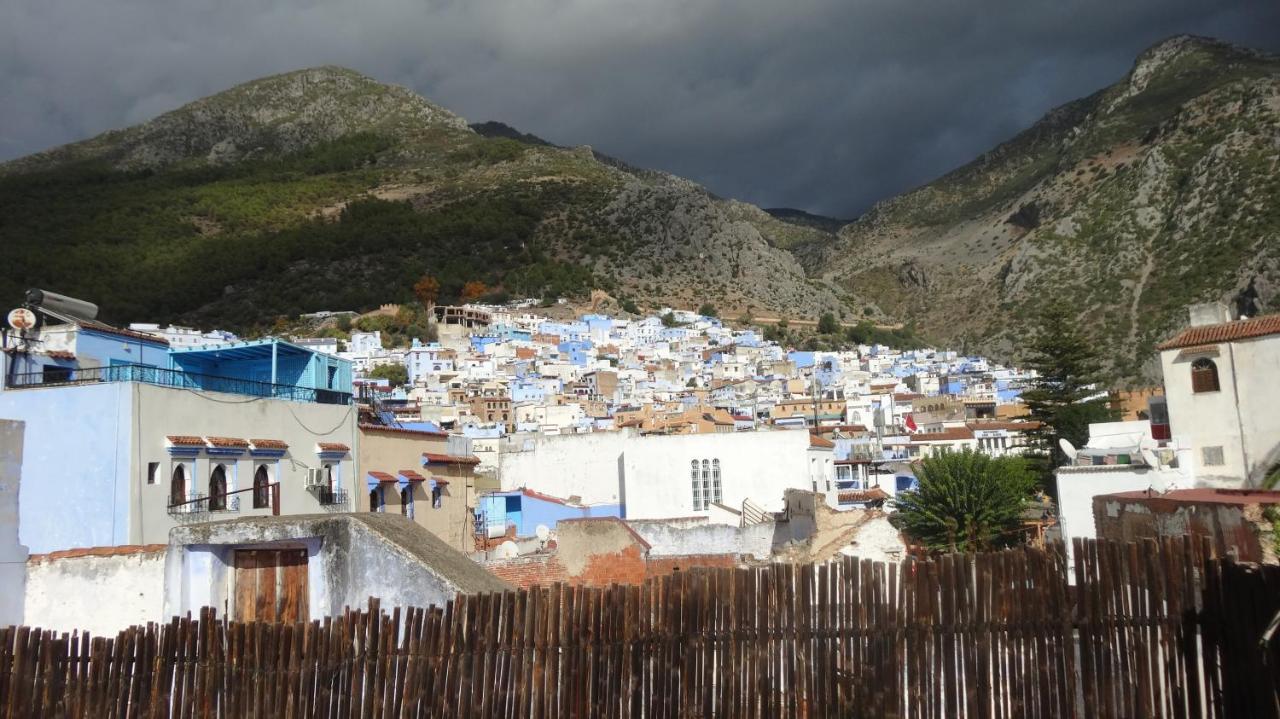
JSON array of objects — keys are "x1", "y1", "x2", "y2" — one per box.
[
  {"x1": 6, "y1": 363, "x2": 351, "y2": 405},
  {"x1": 318, "y1": 488, "x2": 348, "y2": 507}
]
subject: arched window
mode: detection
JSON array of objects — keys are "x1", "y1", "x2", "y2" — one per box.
[
  {"x1": 1191, "y1": 358, "x2": 1220, "y2": 393},
  {"x1": 252, "y1": 465, "x2": 271, "y2": 509},
  {"x1": 208, "y1": 465, "x2": 227, "y2": 511},
  {"x1": 400, "y1": 487, "x2": 412, "y2": 517},
  {"x1": 369, "y1": 487, "x2": 381, "y2": 513},
  {"x1": 170, "y1": 465, "x2": 187, "y2": 507},
  {"x1": 701, "y1": 460, "x2": 711, "y2": 508},
  {"x1": 690, "y1": 460, "x2": 702, "y2": 511},
  {"x1": 710, "y1": 459, "x2": 723, "y2": 505}
]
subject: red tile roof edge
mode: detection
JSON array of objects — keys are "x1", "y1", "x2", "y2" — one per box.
[
  {"x1": 249, "y1": 438, "x2": 289, "y2": 449},
  {"x1": 166, "y1": 435, "x2": 205, "y2": 446},
  {"x1": 367, "y1": 471, "x2": 397, "y2": 483},
  {"x1": 422, "y1": 452, "x2": 480, "y2": 465},
  {"x1": 398, "y1": 470, "x2": 428, "y2": 481},
  {"x1": 206, "y1": 436, "x2": 249, "y2": 447},
  {"x1": 29, "y1": 544, "x2": 167, "y2": 563},
  {"x1": 1156, "y1": 313, "x2": 1280, "y2": 350},
  {"x1": 317, "y1": 442, "x2": 351, "y2": 452}
]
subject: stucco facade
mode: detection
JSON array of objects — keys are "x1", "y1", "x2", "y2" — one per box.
[
  {"x1": 1, "y1": 380, "x2": 357, "y2": 553},
  {"x1": 1159, "y1": 329, "x2": 1280, "y2": 487},
  {"x1": 358, "y1": 425, "x2": 474, "y2": 552},
  {"x1": 497, "y1": 428, "x2": 812, "y2": 520}
]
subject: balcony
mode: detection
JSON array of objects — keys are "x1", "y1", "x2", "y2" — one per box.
[
  {"x1": 167, "y1": 493, "x2": 241, "y2": 517},
  {"x1": 318, "y1": 488, "x2": 348, "y2": 507},
  {"x1": 6, "y1": 363, "x2": 351, "y2": 405}
]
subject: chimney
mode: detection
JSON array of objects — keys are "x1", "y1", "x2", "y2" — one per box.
[{"x1": 1187, "y1": 302, "x2": 1231, "y2": 328}]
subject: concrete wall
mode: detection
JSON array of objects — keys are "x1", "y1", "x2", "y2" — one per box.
[
  {"x1": 628, "y1": 518, "x2": 775, "y2": 560},
  {"x1": 1056, "y1": 467, "x2": 1159, "y2": 572},
  {"x1": 0, "y1": 382, "x2": 133, "y2": 553},
  {"x1": 0, "y1": 419, "x2": 28, "y2": 626},
  {"x1": 24, "y1": 546, "x2": 167, "y2": 635}
]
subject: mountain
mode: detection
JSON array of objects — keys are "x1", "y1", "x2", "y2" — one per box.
[
  {"x1": 764, "y1": 208, "x2": 852, "y2": 235},
  {"x1": 811, "y1": 36, "x2": 1280, "y2": 381},
  {"x1": 0, "y1": 67, "x2": 848, "y2": 330}
]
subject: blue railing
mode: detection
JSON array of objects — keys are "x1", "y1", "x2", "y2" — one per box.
[{"x1": 7, "y1": 363, "x2": 351, "y2": 405}]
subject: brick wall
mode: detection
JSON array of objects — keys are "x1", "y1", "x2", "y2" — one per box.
[{"x1": 487, "y1": 549, "x2": 745, "y2": 589}]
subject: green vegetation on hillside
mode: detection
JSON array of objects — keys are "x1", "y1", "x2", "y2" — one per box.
[{"x1": 0, "y1": 133, "x2": 595, "y2": 330}]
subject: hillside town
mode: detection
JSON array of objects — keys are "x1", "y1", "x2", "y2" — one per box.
[{"x1": 3, "y1": 285, "x2": 1278, "y2": 637}]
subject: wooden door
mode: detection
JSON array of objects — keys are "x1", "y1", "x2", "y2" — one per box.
[{"x1": 233, "y1": 548, "x2": 309, "y2": 623}]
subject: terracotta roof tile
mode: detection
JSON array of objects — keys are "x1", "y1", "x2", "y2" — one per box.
[
  {"x1": 205, "y1": 436, "x2": 248, "y2": 448},
  {"x1": 837, "y1": 487, "x2": 889, "y2": 504},
  {"x1": 1156, "y1": 313, "x2": 1280, "y2": 350},
  {"x1": 317, "y1": 442, "x2": 350, "y2": 453},
  {"x1": 28, "y1": 544, "x2": 167, "y2": 564},
  {"x1": 45, "y1": 350, "x2": 76, "y2": 360},
  {"x1": 809, "y1": 434, "x2": 835, "y2": 448},
  {"x1": 422, "y1": 452, "x2": 480, "y2": 465},
  {"x1": 166, "y1": 435, "x2": 205, "y2": 446},
  {"x1": 910, "y1": 427, "x2": 975, "y2": 442},
  {"x1": 398, "y1": 469, "x2": 428, "y2": 482},
  {"x1": 367, "y1": 471, "x2": 397, "y2": 483},
  {"x1": 249, "y1": 438, "x2": 289, "y2": 450}
]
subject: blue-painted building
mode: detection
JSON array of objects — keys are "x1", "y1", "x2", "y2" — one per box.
[
  {"x1": 479, "y1": 489, "x2": 623, "y2": 538},
  {"x1": 557, "y1": 340, "x2": 593, "y2": 367},
  {"x1": 2, "y1": 320, "x2": 358, "y2": 554}
]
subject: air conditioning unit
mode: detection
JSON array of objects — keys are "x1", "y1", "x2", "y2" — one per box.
[{"x1": 305, "y1": 468, "x2": 326, "y2": 490}]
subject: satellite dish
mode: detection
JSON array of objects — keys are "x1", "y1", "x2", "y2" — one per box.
[
  {"x1": 495, "y1": 541, "x2": 519, "y2": 559},
  {"x1": 1140, "y1": 448, "x2": 1161, "y2": 470},
  {"x1": 535, "y1": 524, "x2": 550, "y2": 541},
  {"x1": 1058, "y1": 439, "x2": 1078, "y2": 461}
]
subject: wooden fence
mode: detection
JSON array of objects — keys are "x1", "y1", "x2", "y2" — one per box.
[{"x1": 1, "y1": 538, "x2": 1278, "y2": 718}]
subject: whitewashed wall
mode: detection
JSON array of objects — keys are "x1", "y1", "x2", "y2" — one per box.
[{"x1": 24, "y1": 548, "x2": 167, "y2": 635}]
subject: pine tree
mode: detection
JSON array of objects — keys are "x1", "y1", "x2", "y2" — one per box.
[{"x1": 1019, "y1": 303, "x2": 1117, "y2": 496}]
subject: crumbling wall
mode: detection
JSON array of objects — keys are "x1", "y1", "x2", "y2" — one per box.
[
  {"x1": 24, "y1": 545, "x2": 167, "y2": 635},
  {"x1": 1093, "y1": 496, "x2": 1273, "y2": 563}
]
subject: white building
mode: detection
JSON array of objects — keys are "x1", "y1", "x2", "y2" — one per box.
[
  {"x1": 1155, "y1": 304, "x2": 1280, "y2": 487},
  {"x1": 496, "y1": 428, "x2": 812, "y2": 520}
]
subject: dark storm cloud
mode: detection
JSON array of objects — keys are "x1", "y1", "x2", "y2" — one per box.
[{"x1": 3, "y1": 0, "x2": 1278, "y2": 216}]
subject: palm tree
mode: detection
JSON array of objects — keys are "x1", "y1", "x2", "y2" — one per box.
[{"x1": 892, "y1": 449, "x2": 1035, "y2": 553}]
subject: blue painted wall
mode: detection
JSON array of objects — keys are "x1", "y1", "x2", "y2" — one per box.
[
  {"x1": 0, "y1": 382, "x2": 132, "y2": 553},
  {"x1": 481, "y1": 491, "x2": 623, "y2": 537},
  {"x1": 77, "y1": 329, "x2": 169, "y2": 368}
]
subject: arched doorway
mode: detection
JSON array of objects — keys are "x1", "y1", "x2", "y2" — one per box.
[
  {"x1": 253, "y1": 465, "x2": 271, "y2": 509},
  {"x1": 209, "y1": 465, "x2": 227, "y2": 511},
  {"x1": 369, "y1": 487, "x2": 381, "y2": 513},
  {"x1": 170, "y1": 465, "x2": 187, "y2": 507}
]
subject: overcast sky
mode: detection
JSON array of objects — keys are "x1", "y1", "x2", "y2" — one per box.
[{"x1": 3, "y1": 1, "x2": 1278, "y2": 217}]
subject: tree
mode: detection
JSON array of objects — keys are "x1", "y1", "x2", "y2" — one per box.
[
  {"x1": 698, "y1": 302, "x2": 718, "y2": 318},
  {"x1": 620, "y1": 298, "x2": 640, "y2": 315},
  {"x1": 1019, "y1": 303, "x2": 1118, "y2": 496},
  {"x1": 366, "y1": 363, "x2": 408, "y2": 386},
  {"x1": 460, "y1": 280, "x2": 489, "y2": 303},
  {"x1": 892, "y1": 450, "x2": 1035, "y2": 553},
  {"x1": 817, "y1": 312, "x2": 839, "y2": 334},
  {"x1": 413, "y1": 275, "x2": 440, "y2": 308},
  {"x1": 661, "y1": 311, "x2": 679, "y2": 328}
]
